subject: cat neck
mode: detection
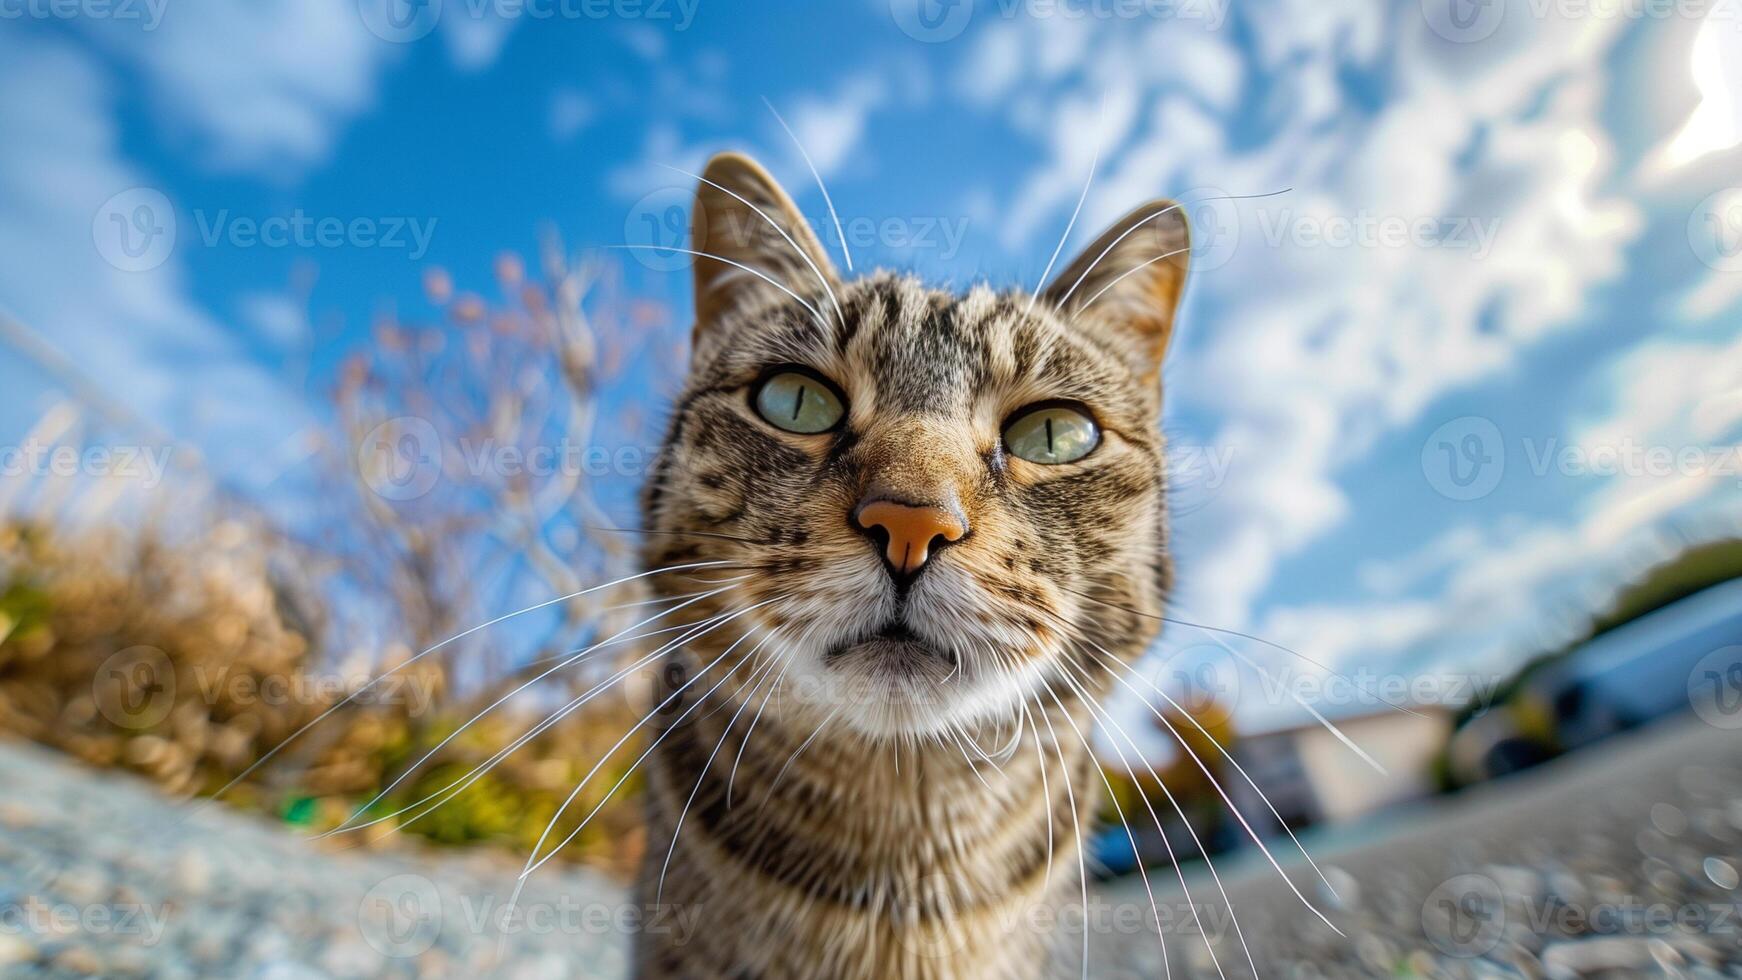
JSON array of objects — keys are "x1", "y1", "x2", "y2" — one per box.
[{"x1": 633, "y1": 675, "x2": 1102, "y2": 980}]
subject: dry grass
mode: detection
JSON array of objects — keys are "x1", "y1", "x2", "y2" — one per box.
[{"x1": 0, "y1": 245, "x2": 683, "y2": 878}]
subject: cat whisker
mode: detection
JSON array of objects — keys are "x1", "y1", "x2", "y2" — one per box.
[
  {"x1": 497, "y1": 608, "x2": 781, "y2": 962},
  {"x1": 319, "y1": 584, "x2": 743, "y2": 838},
  {"x1": 654, "y1": 630, "x2": 787, "y2": 905},
  {"x1": 728, "y1": 647, "x2": 794, "y2": 808},
  {"x1": 519, "y1": 598, "x2": 787, "y2": 880},
  {"x1": 1033, "y1": 698, "x2": 1091, "y2": 980},
  {"x1": 511, "y1": 611, "x2": 729, "y2": 674},
  {"x1": 762, "y1": 96, "x2": 853, "y2": 273},
  {"x1": 324, "y1": 599, "x2": 753, "y2": 839},
  {"x1": 656, "y1": 164, "x2": 845, "y2": 326},
  {"x1": 193, "y1": 559, "x2": 737, "y2": 814},
  {"x1": 1055, "y1": 655, "x2": 1236, "y2": 980},
  {"x1": 1201, "y1": 635, "x2": 1389, "y2": 775},
  {"x1": 1051, "y1": 203, "x2": 1183, "y2": 309},
  {"x1": 946, "y1": 721, "x2": 996, "y2": 791},
  {"x1": 1025, "y1": 93, "x2": 1106, "y2": 317},
  {"x1": 1053, "y1": 614, "x2": 1346, "y2": 939},
  {"x1": 606, "y1": 245, "x2": 828, "y2": 329},
  {"x1": 1080, "y1": 637, "x2": 1346, "y2": 903},
  {"x1": 1041, "y1": 681, "x2": 1173, "y2": 980},
  {"x1": 598, "y1": 580, "x2": 749, "y2": 616},
  {"x1": 336, "y1": 643, "x2": 675, "y2": 841},
  {"x1": 1020, "y1": 701, "x2": 1056, "y2": 890},
  {"x1": 1076, "y1": 246, "x2": 1193, "y2": 312},
  {"x1": 585, "y1": 524, "x2": 774, "y2": 547},
  {"x1": 1050, "y1": 189, "x2": 1293, "y2": 311},
  {"x1": 655, "y1": 626, "x2": 787, "y2": 905},
  {"x1": 1062, "y1": 584, "x2": 1420, "y2": 725},
  {"x1": 763, "y1": 703, "x2": 839, "y2": 807}
]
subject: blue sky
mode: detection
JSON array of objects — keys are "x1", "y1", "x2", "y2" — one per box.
[{"x1": 3, "y1": 0, "x2": 1741, "y2": 729}]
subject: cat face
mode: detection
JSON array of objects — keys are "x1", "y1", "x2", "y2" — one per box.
[{"x1": 641, "y1": 153, "x2": 1188, "y2": 740}]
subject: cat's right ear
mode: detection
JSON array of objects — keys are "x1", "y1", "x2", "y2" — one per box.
[{"x1": 691, "y1": 152, "x2": 838, "y2": 336}]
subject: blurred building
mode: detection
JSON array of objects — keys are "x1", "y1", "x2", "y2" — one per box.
[{"x1": 1228, "y1": 705, "x2": 1454, "y2": 834}]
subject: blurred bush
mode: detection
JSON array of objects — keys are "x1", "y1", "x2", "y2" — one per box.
[
  {"x1": 0, "y1": 517, "x2": 322, "y2": 797},
  {"x1": 0, "y1": 242, "x2": 682, "y2": 880}
]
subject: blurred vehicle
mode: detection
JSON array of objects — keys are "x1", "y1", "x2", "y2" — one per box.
[{"x1": 1447, "y1": 575, "x2": 1742, "y2": 786}]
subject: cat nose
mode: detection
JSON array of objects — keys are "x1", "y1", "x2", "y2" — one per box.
[{"x1": 853, "y1": 498, "x2": 967, "y2": 578}]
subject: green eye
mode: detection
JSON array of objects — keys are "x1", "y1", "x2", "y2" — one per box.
[
  {"x1": 1003, "y1": 404, "x2": 1099, "y2": 464},
  {"x1": 753, "y1": 370, "x2": 845, "y2": 434}
]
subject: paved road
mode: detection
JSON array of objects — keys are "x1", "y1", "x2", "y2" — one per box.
[
  {"x1": 0, "y1": 718, "x2": 1738, "y2": 978},
  {"x1": 1094, "y1": 716, "x2": 1742, "y2": 979}
]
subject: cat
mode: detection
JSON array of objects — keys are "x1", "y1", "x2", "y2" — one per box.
[{"x1": 630, "y1": 151, "x2": 1188, "y2": 980}]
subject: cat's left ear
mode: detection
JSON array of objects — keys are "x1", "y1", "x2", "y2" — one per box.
[
  {"x1": 691, "y1": 152, "x2": 838, "y2": 337},
  {"x1": 1042, "y1": 201, "x2": 1190, "y2": 383}
]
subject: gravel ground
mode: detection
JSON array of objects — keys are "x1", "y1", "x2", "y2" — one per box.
[
  {"x1": 0, "y1": 718, "x2": 1738, "y2": 979},
  {"x1": 1094, "y1": 716, "x2": 1742, "y2": 979},
  {"x1": 0, "y1": 740, "x2": 630, "y2": 979}
]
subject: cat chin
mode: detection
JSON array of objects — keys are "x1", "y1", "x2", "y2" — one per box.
[{"x1": 778, "y1": 642, "x2": 1049, "y2": 742}]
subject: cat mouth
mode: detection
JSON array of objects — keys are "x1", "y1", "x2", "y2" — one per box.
[{"x1": 823, "y1": 621, "x2": 956, "y2": 672}]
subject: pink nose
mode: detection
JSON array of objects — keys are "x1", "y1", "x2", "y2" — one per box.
[{"x1": 854, "y1": 500, "x2": 967, "y2": 575}]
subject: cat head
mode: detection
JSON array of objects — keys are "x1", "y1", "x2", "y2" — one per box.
[{"x1": 641, "y1": 152, "x2": 1187, "y2": 740}]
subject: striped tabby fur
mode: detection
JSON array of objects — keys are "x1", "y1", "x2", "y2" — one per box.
[{"x1": 632, "y1": 153, "x2": 1189, "y2": 980}]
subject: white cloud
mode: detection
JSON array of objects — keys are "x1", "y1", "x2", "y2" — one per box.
[
  {"x1": 787, "y1": 75, "x2": 891, "y2": 178},
  {"x1": 238, "y1": 292, "x2": 310, "y2": 349},
  {"x1": 1646, "y1": 1, "x2": 1742, "y2": 172},
  {"x1": 959, "y1": 4, "x2": 1644, "y2": 634},
  {"x1": 1253, "y1": 328, "x2": 1742, "y2": 694},
  {"x1": 549, "y1": 87, "x2": 597, "y2": 142},
  {"x1": 1357, "y1": 525, "x2": 1486, "y2": 597},
  {"x1": 441, "y1": 14, "x2": 519, "y2": 72},
  {"x1": 0, "y1": 34, "x2": 311, "y2": 489},
  {"x1": 1680, "y1": 265, "x2": 1742, "y2": 320},
  {"x1": 74, "y1": 0, "x2": 386, "y2": 178}
]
